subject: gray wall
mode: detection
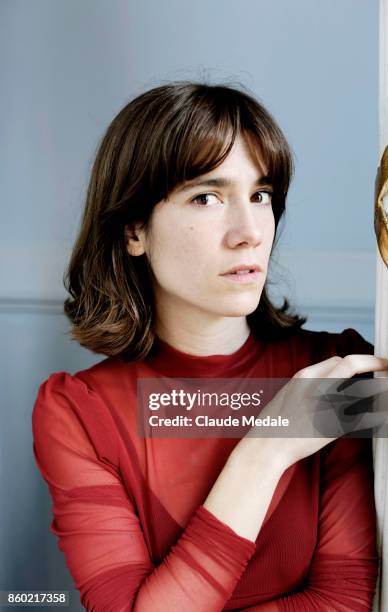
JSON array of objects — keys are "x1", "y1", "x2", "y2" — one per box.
[{"x1": 1, "y1": 0, "x2": 378, "y2": 609}]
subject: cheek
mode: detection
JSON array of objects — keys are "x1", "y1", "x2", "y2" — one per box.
[
  {"x1": 148, "y1": 222, "x2": 206, "y2": 277},
  {"x1": 173, "y1": 230, "x2": 209, "y2": 278}
]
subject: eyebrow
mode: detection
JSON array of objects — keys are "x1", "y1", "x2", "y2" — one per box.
[{"x1": 176, "y1": 175, "x2": 273, "y2": 193}]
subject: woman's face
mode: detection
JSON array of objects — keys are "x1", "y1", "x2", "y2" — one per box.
[{"x1": 126, "y1": 134, "x2": 275, "y2": 326}]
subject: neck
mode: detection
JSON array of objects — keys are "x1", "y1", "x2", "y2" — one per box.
[{"x1": 154, "y1": 302, "x2": 251, "y2": 356}]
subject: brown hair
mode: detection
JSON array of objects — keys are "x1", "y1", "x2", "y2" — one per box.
[{"x1": 63, "y1": 81, "x2": 307, "y2": 361}]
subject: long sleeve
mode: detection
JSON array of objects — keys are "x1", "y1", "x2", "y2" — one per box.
[
  {"x1": 239, "y1": 327, "x2": 380, "y2": 611},
  {"x1": 32, "y1": 372, "x2": 256, "y2": 612},
  {"x1": 240, "y1": 437, "x2": 378, "y2": 611}
]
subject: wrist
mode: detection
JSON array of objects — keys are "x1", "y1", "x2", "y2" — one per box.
[{"x1": 230, "y1": 436, "x2": 289, "y2": 479}]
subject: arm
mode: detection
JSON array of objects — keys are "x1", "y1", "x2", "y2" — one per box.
[
  {"x1": 32, "y1": 372, "x2": 286, "y2": 612},
  {"x1": 239, "y1": 437, "x2": 379, "y2": 611},
  {"x1": 239, "y1": 328, "x2": 380, "y2": 611}
]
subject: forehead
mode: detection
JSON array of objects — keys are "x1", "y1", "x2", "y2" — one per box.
[
  {"x1": 216, "y1": 134, "x2": 268, "y2": 172},
  {"x1": 174, "y1": 135, "x2": 270, "y2": 194}
]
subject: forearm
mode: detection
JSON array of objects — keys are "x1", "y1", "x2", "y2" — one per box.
[
  {"x1": 237, "y1": 579, "x2": 376, "y2": 611},
  {"x1": 238, "y1": 591, "x2": 368, "y2": 611},
  {"x1": 81, "y1": 502, "x2": 257, "y2": 612},
  {"x1": 203, "y1": 437, "x2": 287, "y2": 542},
  {"x1": 130, "y1": 439, "x2": 287, "y2": 611}
]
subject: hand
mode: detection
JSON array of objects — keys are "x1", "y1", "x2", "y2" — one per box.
[{"x1": 241, "y1": 354, "x2": 388, "y2": 470}]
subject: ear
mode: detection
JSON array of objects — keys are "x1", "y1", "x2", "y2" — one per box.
[{"x1": 124, "y1": 224, "x2": 146, "y2": 256}]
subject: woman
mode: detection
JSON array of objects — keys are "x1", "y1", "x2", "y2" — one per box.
[{"x1": 32, "y1": 81, "x2": 388, "y2": 611}]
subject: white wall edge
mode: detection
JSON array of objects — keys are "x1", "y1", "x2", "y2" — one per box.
[{"x1": 372, "y1": 1, "x2": 388, "y2": 611}]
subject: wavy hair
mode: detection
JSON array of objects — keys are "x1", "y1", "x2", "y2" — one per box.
[{"x1": 63, "y1": 81, "x2": 307, "y2": 361}]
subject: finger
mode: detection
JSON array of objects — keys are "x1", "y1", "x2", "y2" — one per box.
[
  {"x1": 303, "y1": 377, "x2": 387, "y2": 411},
  {"x1": 308, "y1": 392, "x2": 388, "y2": 437},
  {"x1": 294, "y1": 356, "x2": 343, "y2": 379},
  {"x1": 330, "y1": 355, "x2": 388, "y2": 379},
  {"x1": 335, "y1": 378, "x2": 388, "y2": 397},
  {"x1": 314, "y1": 408, "x2": 388, "y2": 437},
  {"x1": 347, "y1": 410, "x2": 388, "y2": 432}
]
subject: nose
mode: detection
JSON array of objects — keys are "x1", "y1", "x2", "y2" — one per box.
[{"x1": 223, "y1": 200, "x2": 264, "y2": 249}]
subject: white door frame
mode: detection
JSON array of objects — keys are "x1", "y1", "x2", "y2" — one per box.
[{"x1": 373, "y1": 3, "x2": 388, "y2": 610}]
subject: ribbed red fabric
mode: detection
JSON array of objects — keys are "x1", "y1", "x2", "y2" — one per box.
[{"x1": 32, "y1": 327, "x2": 379, "y2": 611}]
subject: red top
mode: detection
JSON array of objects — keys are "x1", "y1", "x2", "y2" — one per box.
[{"x1": 32, "y1": 327, "x2": 379, "y2": 611}]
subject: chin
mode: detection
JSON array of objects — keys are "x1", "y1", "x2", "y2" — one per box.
[{"x1": 215, "y1": 299, "x2": 260, "y2": 317}]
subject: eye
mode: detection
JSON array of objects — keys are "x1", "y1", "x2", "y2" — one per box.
[
  {"x1": 189, "y1": 193, "x2": 220, "y2": 206},
  {"x1": 253, "y1": 190, "x2": 273, "y2": 205},
  {"x1": 189, "y1": 190, "x2": 273, "y2": 207}
]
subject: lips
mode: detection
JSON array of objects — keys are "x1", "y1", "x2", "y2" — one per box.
[{"x1": 221, "y1": 264, "x2": 261, "y2": 275}]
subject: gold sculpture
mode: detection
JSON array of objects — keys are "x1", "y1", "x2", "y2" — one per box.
[{"x1": 375, "y1": 145, "x2": 388, "y2": 267}]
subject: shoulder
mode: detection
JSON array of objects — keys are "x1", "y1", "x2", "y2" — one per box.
[
  {"x1": 281, "y1": 326, "x2": 374, "y2": 365},
  {"x1": 262, "y1": 326, "x2": 373, "y2": 375},
  {"x1": 33, "y1": 356, "x2": 113, "y2": 417},
  {"x1": 32, "y1": 357, "x2": 122, "y2": 468},
  {"x1": 33, "y1": 353, "x2": 123, "y2": 412}
]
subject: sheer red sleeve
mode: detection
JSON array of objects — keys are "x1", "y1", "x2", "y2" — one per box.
[
  {"x1": 239, "y1": 328, "x2": 380, "y2": 611},
  {"x1": 239, "y1": 437, "x2": 379, "y2": 611},
  {"x1": 32, "y1": 372, "x2": 256, "y2": 611}
]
